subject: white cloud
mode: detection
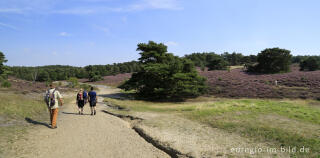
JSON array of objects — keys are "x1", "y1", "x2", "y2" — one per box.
[
  {"x1": 0, "y1": 0, "x2": 183, "y2": 15},
  {"x1": 165, "y1": 41, "x2": 179, "y2": 46},
  {"x1": 0, "y1": 22, "x2": 18, "y2": 30},
  {"x1": 50, "y1": 0, "x2": 182, "y2": 15},
  {"x1": 59, "y1": 32, "x2": 70, "y2": 36},
  {"x1": 130, "y1": 0, "x2": 183, "y2": 11}
]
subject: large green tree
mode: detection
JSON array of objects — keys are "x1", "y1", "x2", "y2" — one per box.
[
  {"x1": 119, "y1": 41, "x2": 207, "y2": 100},
  {"x1": 0, "y1": 52, "x2": 9, "y2": 79},
  {"x1": 248, "y1": 48, "x2": 292, "y2": 73}
]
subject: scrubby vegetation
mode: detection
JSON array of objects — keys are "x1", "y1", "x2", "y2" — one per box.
[{"x1": 119, "y1": 41, "x2": 207, "y2": 100}]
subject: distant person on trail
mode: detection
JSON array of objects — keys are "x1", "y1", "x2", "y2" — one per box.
[
  {"x1": 88, "y1": 87, "x2": 97, "y2": 115},
  {"x1": 76, "y1": 88, "x2": 85, "y2": 115},
  {"x1": 45, "y1": 84, "x2": 63, "y2": 129}
]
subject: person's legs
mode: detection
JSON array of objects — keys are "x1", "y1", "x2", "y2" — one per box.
[
  {"x1": 90, "y1": 106, "x2": 93, "y2": 115},
  {"x1": 79, "y1": 101, "x2": 84, "y2": 114},
  {"x1": 51, "y1": 108, "x2": 59, "y2": 128},
  {"x1": 78, "y1": 105, "x2": 81, "y2": 114},
  {"x1": 48, "y1": 107, "x2": 52, "y2": 124}
]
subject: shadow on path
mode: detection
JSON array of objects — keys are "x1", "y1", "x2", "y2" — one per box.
[
  {"x1": 62, "y1": 112, "x2": 91, "y2": 116},
  {"x1": 25, "y1": 117, "x2": 50, "y2": 128}
]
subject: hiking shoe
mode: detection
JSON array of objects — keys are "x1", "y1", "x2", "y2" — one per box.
[
  {"x1": 78, "y1": 112, "x2": 81, "y2": 115},
  {"x1": 94, "y1": 111, "x2": 96, "y2": 115},
  {"x1": 91, "y1": 112, "x2": 93, "y2": 115}
]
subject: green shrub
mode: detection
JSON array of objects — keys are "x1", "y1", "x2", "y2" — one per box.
[
  {"x1": 247, "y1": 48, "x2": 292, "y2": 73},
  {"x1": 1, "y1": 80, "x2": 11, "y2": 88},
  {"x1": 207, "y1": 56, "x2": 229, "y2": 70},
  {"x1": 68, "y1": 77, "x2": 79, "y2": 88},
  {"x1": 90, "y1": 75, "x2": 103, "y2": 82},
  {"x1": 300, "y1": 56, "x2": 320, "y2": 71}
]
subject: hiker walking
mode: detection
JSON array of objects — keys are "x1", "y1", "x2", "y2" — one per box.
[
  {"x1": 76, "y1": 88, "x2": 85, "y2": 115},
  {"x1": 45, "y1": 84, "x2": 63, "y2": 129},
  {"x1": 88, "y1": 87, "x2": 98, "y2": 115},
  {"x1": 83, "y1": 89, "x2": 88, "y2": 105}
]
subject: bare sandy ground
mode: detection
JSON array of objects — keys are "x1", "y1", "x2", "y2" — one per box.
[{"x1": 7, "y1": 87, "x2": 169, "y2": 158}]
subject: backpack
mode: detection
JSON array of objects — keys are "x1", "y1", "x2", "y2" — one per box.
[
  {"x1": 83, "y1": 91, "x2": 87, "y2": 99},
  {"x1": 45, "y1": 89, "x2": 56, "y2": 107},
  {"x1": 78, "y1": 93, "x2": 83, "y2": 101}
]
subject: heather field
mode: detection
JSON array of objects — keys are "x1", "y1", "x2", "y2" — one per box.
[
  {"x1": 91, "y1": 65, "x2": 320, "y2": 99},
  {"x1": 200, "y1": 65, "x2": 320, "y2": 99}
]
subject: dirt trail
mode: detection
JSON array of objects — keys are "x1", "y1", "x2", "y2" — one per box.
[{"x1": 11, "y1": 86, "x2": 169, "y2": 158}]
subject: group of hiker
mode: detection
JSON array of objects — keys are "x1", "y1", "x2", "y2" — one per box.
[
  {"x1": 45, "y1": 84, "x2": 98, "y2": 129},
  {"x1": 76, "y1": 87, "x2": 97, "y2": 115}
]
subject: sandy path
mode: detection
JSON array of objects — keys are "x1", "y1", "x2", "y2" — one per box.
[{"x1": 14, "y1": 86, "x2": 169, "y2": 158}]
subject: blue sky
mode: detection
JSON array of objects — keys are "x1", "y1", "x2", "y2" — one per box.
[{"x1": 1, "y1": 0, "x2": 320, "y2": 66}]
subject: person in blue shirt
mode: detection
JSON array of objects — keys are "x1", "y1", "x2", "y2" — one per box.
[{"x1": 88, "y1": 87, "x2": 97, "y2": 115}]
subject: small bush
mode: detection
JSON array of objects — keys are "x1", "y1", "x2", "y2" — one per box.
[
  {"x1": 1, "y1": 80, "x2": 11, "y2": 88},
  {"x1": 90, "y1": 75, "x2": 103, "y2": 82},
  {"x1": 68, "y1": 77, "x2": 79, "y2": 88},
  {"x1": 207, "y1": 57, "x2": 229, "y2": 70}
]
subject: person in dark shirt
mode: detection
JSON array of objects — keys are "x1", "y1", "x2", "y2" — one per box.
[{"x1": 88, "y1": 87, "x2": 97, "y2": 115}]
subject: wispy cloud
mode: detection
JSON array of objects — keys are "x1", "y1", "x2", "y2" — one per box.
[
  {"x1": 0, "y1": 22, "x2": 18, "y2": 30},
  {"x1": 0, "y1": 8, "x2": 25, "y2": 14},
  {"x1": 51, "y1": 7, "x2": 123, "y2": 15},
  {"x1": 129, "y1": 0, "x2": 183, "y2": 11},
  {"x1": 51, "y1": 0, "x2": 182, "y2": 15},
  {"x1": 59, "y1": 32, "x2": 71, "y2": 36},
  {"x1": 0, "y1": 0, "x2": 183, "y2": 15}
]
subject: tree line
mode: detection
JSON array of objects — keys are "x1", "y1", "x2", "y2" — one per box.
[
  {"x1": 3, "y1": 47, "x2": 320, "y2": 84},
  {"x1": 184, "y1": 51, "x2": 320, "y2": 72},
  {"x1": 9, "y1": 61, "x2": 142, "y2": 82}
]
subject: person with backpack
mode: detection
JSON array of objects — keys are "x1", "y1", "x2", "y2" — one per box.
[
  {"x1": 45, "y1": 84, "x2": 63, "y2": 129},
  {"x1": 83, "y1": 89, "x2": 88, "y2": 105},
  {"x1": 88, "y1": 87, "x2": 97, "y2": 115},
  {"x1": 76, "y1": 88, "x2": 85, "y2": 115}
]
